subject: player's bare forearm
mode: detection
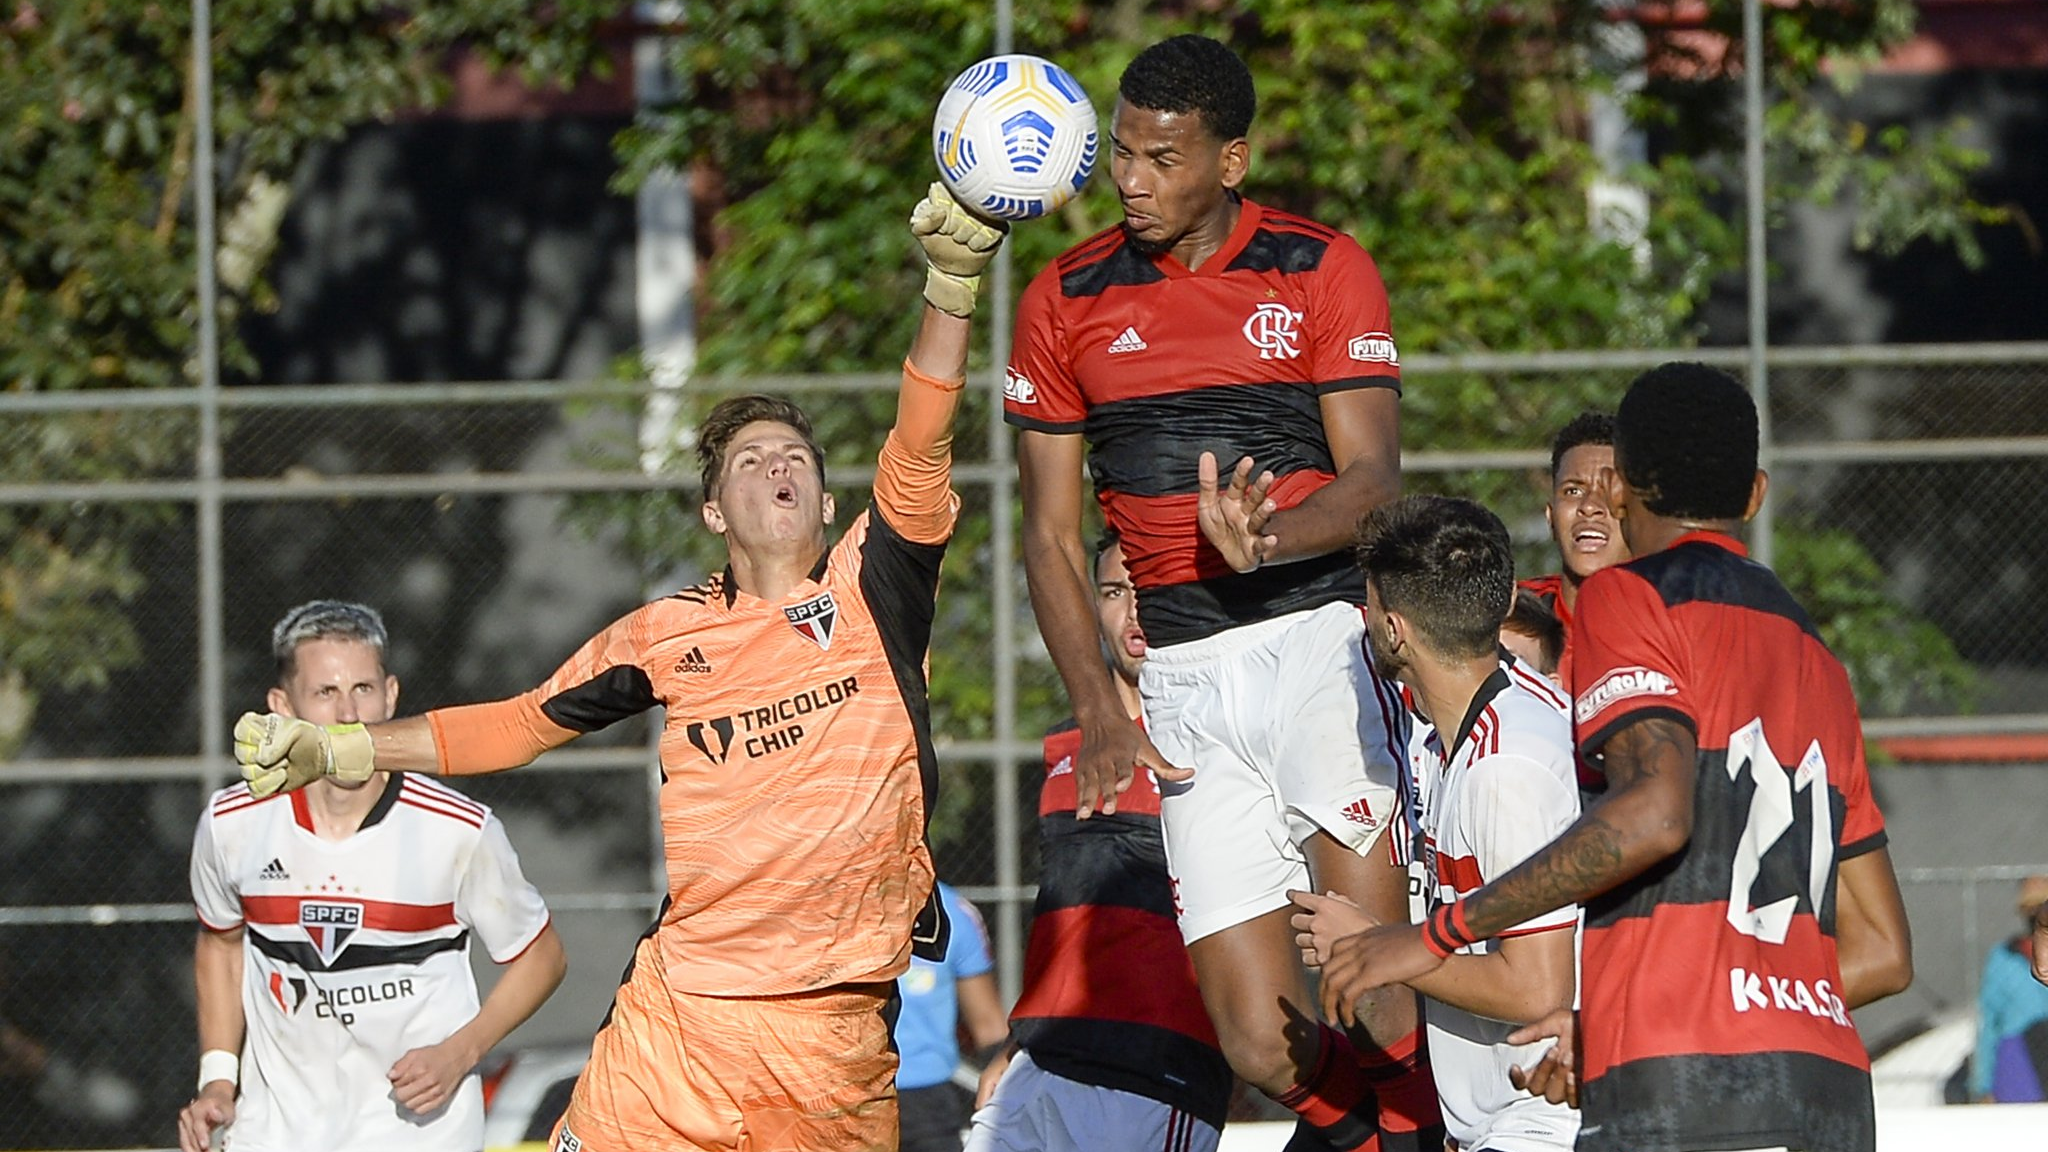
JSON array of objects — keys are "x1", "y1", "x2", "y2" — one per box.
[
  {"x1": 1019, "y1": 434, "x2": 1125, "y2": 727},
  {"x1": 1264, "y1": 454, "x2": 1399, "y2": 563},
  {"x1": 193, "y1": 925, "x2": 246, "y2": 1061},
  {"x1": 1834, "y1": 847, "x2": 1913, "y2": 1007},
  {"x1": 444, "y1": 925, "x2": 566, "y2": 1068},
  {"x1": 905, "y1": 302, "x2": 971, "y2": 395},
  {"x1": 364, "y1": 715, "x2": 443, "y2": 772},
  {"x1": 1264, "y1": 387, "x2": 1399, "y2": 563},
  {"x1": 1404, "y1": 929, "x2": 1575, "y2": 1026},
  {"x1": 1455, "y1": 718, "x2": 1695, "y2": 942}
]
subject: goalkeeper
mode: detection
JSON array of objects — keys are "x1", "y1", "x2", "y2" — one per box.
[{"x1": 233, "y1": 186, "x2": 1006, "y2": 1152}]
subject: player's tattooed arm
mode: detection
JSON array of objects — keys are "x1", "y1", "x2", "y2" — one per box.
[{"x1": 1452, "y1": 716, "x2": 1696, "y2": 943}]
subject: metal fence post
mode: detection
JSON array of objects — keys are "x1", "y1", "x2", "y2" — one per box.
[
  {"x1": 988, "y1": 0, "x2": 1024, "y2": 1007},
  {"x1": 1743, "y1": 0, "x2": 1775, "y2": 569},
  {"x1": 192, "y1": 0, "x2": 227, "y2": 786}
]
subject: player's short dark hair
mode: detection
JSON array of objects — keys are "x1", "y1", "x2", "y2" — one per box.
[
  {"x1": 695, "y1": 395, "x2": 825, "y2": 499},
  {"x1": 272, "y1": 600, "x2": 388, "y2": 683},
  {"x1": 1502, "y1": 589, "x2": 1565, "y2": 675},
  {"x1": 1550, "y1": 410, "x2": 1615, "y2": 480},
  {"x1": 1614, "y1": 363, "x2": 1758, "y2": 521},
  {"x1": 1355, "y1": 495, "x2": 1514, "y2": 661},
  {"x1": 1119, "y1": 34, "x2": 1256, "y2": 141},
  {"x1": 1092, "y1": 528, "x2": 1122, "y2": 570}
]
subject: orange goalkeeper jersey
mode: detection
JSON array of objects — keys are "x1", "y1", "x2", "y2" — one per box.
[{"x1": 429, "y1": 366, "x2": 961, "y2": 997}]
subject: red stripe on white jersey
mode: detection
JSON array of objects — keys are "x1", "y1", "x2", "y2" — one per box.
[
  {"x1": 1510, "y1": 661, "x2": 1570, "y2": 711},
  {"x1": 402, "y1": 777, "x2": 485, "y2": 817},
  {"x1": 396, "y1": 795, "x2": 484, "y2": 829},
  {"x1": 241, "y1": 894, "x2": 458, "y2": 932}
]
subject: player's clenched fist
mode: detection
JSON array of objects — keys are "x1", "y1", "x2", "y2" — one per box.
[
  {"x1": 233, "y1": 711, "x2": 376, "y2": 798},
  {"x1": 911, "y1": 181, "x2": 1007, "y2": 317}
]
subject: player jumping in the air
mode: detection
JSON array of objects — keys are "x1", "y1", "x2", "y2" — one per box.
[
  {"x1": 1007, "y1": 33, "x2": 1437, "y2": 1152},
  {"x1": 232, "y1": 186, "x2": 1006, "y2": 1152}
]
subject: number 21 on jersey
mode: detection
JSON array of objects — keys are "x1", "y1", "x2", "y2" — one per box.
[{"x1": 1724, "y1": 717, "x2": 1835, "y2": 945}]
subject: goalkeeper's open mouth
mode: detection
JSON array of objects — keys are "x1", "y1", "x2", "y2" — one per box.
[{"x1": 771, "y1": 482, "x2": 799, "y2": 508}]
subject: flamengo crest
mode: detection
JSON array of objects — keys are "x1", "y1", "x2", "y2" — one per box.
[
  {"x1": 784, "y1": 591, "x2": 838, "y2": 650},
  {"x1": 1243, "y1": 302, "x2": 1303, "y2": 360},
  {"x1": 300, "y1": 900, "x2": 362, "y2": 965}
]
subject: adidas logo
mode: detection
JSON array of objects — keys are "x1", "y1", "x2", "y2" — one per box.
[
  {"x1": 1106, "y1": 326, "x2": 1148, "y2": 354},
  {"x1": 1339, "y1": 799, "x2": 1379, "y2": 830},
  {"x1": 674, "y1": 646, "x2": 713, "y2": 674},
  {"x1": 258, "y1": 858, "x2": 290, "y2": 882}
]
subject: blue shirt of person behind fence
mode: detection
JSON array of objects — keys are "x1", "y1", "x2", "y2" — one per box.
[{"x1": 893, "y1": 882, "x2": 993, "y2": 1090}]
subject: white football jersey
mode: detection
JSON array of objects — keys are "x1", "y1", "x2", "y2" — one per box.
[
  {"x1": 1413, "y1": 658, "x2": 1582, "y2": 1151},
  {"x1": 191, "y1": 773, "x2": 551, "y2": 1152}
]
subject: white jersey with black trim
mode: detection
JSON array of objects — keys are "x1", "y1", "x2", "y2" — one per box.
[
  {"x1": 190, "y1": 773, "x2": 551, "y2": 1152},
  {"x1": 1413, "y1": 657, "x2": 1582, "y2": 1151}
]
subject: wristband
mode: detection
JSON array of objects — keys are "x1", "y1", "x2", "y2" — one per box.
[
  {"x1": 1421, "y1": 902, "x2": 1479, "y2": 959},
  {"x1": 197, "y1": 1048, "x2": 239, "y2": 1091}
]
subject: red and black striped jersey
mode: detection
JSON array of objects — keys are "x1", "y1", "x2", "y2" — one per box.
[
  {"x1": 1004, "y1": 198, "x2": 1400, "y2": 646},
  {"x1": 1568, "y1": 532, "x2": 1886, "y2": 1152},
  {"x1": 1009, "y1": 720, "x2": 1232, "y2": 1127}
]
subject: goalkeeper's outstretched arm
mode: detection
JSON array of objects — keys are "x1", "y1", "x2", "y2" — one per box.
[
  {"x1": 234, "y1": 695, "x2": 578, "y2": 797},
  {"x1": 877, "y1": 184, "x2": 1007, "y2": 545}
]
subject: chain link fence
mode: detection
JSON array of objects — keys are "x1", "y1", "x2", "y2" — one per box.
[{"x1": 4, "y1": 346, "x2": 2048, "y2": 1146}]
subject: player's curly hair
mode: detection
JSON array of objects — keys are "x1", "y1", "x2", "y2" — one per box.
[
  {"x1": 1355, "y1": 495, "x2": 1514, "y2": 661},
  {"x1": 1119, "y1": 34, "x2": 1256, "y2": 141},
  {"x1": 272, "y1": 600, "x2": 388, "y2": 682},
  {"x1": 1614, "y1": 363, "x2": 1758, "y2": 521},
  {"x1": 1550, "y1": 410, "x2": 1615, "y2": 480},
  {"x1": 695, "y1": 395, "x2": 825, "y2": 499}
]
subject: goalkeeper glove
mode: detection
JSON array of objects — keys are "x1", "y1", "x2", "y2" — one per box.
[
  {"x1": 911, "y1": 182, "x2": 1007, "y2": 318},
  {"x1": 233, "y1": 711, "x2": 377, "y2": 798}
]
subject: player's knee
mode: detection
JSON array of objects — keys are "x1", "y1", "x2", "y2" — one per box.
[{"x1": 1211, "y1": 1010, "x2": 1314, "y2": 1095}]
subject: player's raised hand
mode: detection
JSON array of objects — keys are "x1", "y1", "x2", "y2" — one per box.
[
  {"x1": 233, "y1": 711, "x2": 376, "y2": 798},
  {"x1": 1314, "y1": 922, "x2": 1444, "y2": 1029},
  {"x1": 1507, "y1": 1009, "x2": 1581, "y2": 1108},
  {"x1": 912, "y1": 181, "x2": 1008, "y2": 317},
  {"x1": 388, "y1": 1037, "x2": 477, "y2": 1116},
  {"x1": 1073, "y1": 711, "x2": 1190, "y2": 820},
  {"x1": 1196, "y1": 452, "x2": 1278, "y2": 573},
  {"x1": 176, "y1": 1081, "x2": 234, "y2": 1152},
  {"x1": 1288, "y1": 889, "x2": 1379, "y2": 970}
]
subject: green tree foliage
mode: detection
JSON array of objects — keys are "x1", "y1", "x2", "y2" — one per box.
[
  {"x1": 0, "y1": 0, "x2": 615, "y2": 755},
  {"x1": 599, "y1": 0, "x2": 1985, "y2": 800}
]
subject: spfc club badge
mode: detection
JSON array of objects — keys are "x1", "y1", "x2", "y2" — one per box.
[{"x1": 784, "y1": 591, "x2": 838, "y2": 650}]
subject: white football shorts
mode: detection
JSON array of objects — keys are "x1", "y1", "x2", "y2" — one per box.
[
  {"x1": 963, "y1": 1052, "x2": 1220, "y2": 1152},
  {"x1": 1139, "y1": 600, "x2": 1403, "y2": 944}
]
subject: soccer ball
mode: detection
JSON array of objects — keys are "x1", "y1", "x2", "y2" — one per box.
[{"x1": 933, "y1": 54, "x2": 1099, "y2": 222}]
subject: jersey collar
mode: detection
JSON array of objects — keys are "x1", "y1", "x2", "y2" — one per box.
[
  {"x1": 1446, "y1": 662, "x2": 1514, "y2": 763},
  {"x1": 1152, "y1": 194, "x2": 1259, "y2": 279},
  {"x1": 1671, "y1": 529, "x2": 1748, "y2": 557},
  {"x1": 719, "y1": 549, "x2": 831, "y2": 609}
]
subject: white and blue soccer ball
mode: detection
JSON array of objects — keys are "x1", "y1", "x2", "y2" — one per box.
[{"x1": 933, "y1": 54, "x2": 1099, "y2": 222}]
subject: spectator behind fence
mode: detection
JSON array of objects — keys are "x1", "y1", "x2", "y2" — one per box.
[
  {"x1": 1974, "y1": 875, "x2": 2048, "y2": 1101},
  {"x1": 179, "y1": 600, "x2": 566, "y2": 1152},
  {"x1": 894, "y1": 882, "x2": 1008, "y2": 1152}
]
